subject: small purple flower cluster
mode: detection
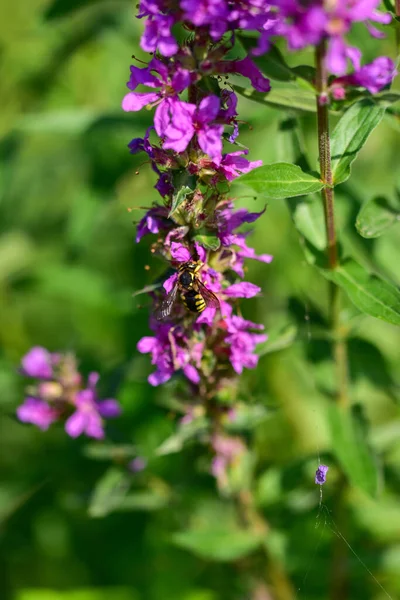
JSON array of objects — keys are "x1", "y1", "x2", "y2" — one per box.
[{"x1": 16, "y1": 347, "x2": 121, "y2": 438}]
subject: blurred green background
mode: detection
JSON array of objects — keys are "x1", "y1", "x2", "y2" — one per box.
[{"x1": 1, "y1": 1, "x2": 400, "y2": 599}]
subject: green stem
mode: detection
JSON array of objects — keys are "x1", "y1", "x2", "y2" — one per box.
[
  {"x1": 315, "y1": 42, "x2": 349, "y2": 410},
  {"x1": 315, "y1": 41, "x2": 337, "y2": 270},
  {"x1": 315, "y1": 42, "x2": 350, "y2": 600}
]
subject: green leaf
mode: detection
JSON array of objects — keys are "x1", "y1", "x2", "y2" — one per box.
[
  {"x1": 132, "y1": 283, "x2": 162, "y2": 298},
  {"x1": 289, "y1": 194, "x2": 327, "y2": 250},
  {"x1": 356, "y1": 195, "x2": 400, "y2": 238},
  {"x1": 172, "y1": 528, "x2": 262, "y2": 562},
  {"x1": 237, "y1": 162, "x2": 324, "y2": 199},
  {"x1": 168, "y1": 186, "x2": 193, "y2": 219},
  {"x1": 237, "y1": 37, "x2": 295, "y2": 82},
  {"x1": 193, "y1": 229, "x2": 221, "y2": 251},
  {"x1": 328, "y1": 404, "x2": 378, "y2": 496},
  {"x1": 234, "y1": 83, "x2": 317, "y2": 113},
  {"x1": 320, "y1": 259, "x2": 400, "y2": 326},
  {"x1": 88, "y1": 468, "x2": 130, "y2": 518},
  {"x1": 156, "y1": 417, "x2": 208, "y2": 455},
  {"x1": 330, "y1": 100, "x2": 386, "y2": 185}
]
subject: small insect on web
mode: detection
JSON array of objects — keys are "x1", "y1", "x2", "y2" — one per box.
[{"x1": 295, "y1": 463, "x2": 394, "y2": 600}]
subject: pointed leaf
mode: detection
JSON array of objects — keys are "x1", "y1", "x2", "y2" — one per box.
[
  {"x1": 330, "y1": 100, "x2": 386, "y2": 185},
  {"x1": 356, "y1": 195, "x2": 400, "y2": 238},
  {"x1": 328, "y1": 404, "x2": 378, "y2": 496},
  {"x1": 88, "y1": 468, "x2": 130, "y2": 518},
  {"x1": 320, "y1": 259, "x2": 400, "y2": 326},
  {"x1": 168, "y1": 186, "x2": 193, "y2": 219},
  {"x1": 234, "y1": 83, "x2": 317, "y2": 113},
  {"x1": 290, "y1": 194, "x2": 327, "y2": 249},
  {"x1": 193, "y1": 229, "x2": 221, "y2": 251},
  {"x1": 237, "y1": 162, "x2": 324, "y2": 199},
  {"x1": 172, "y1": 529, "x2": 262, "y2": 562}
]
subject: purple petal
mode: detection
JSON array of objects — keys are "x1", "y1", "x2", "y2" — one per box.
[
  {"x1": 170, "y1": 242, "x2": 191, "y2": 263},
  {"x1": 21, "y1": 347, "x2": 53, "y2": 379},
  {"x1": 137, "y1": 336, "x2": 157, "y2": 353},
  {"x1": 194, "y1": 242, "x2": 206, "y2": 262},
  {"x1": 97, "y1": 399, "x2": 121, "y2": 418},
  {"x1": 17, "y1": 397, "x2": 58, "y2": 430},
  {"x1": 127, "y1": 65, "x2": 159, "y2": 90},
  {"x1": 196, "y1": 306, "x2": 216, "y2": 325},
  {"x1": 196, "y1": 95, "x2": 220, "y2": 125},
  {"x1": 122, "y1": 92, "x2": 159, "y2": 112},
  {"x1": 224, "y1": 282, "x2": 261, "y2": 298},
  {"x1": 65, "y1": 411, "x2": 86, "y2": 438},
  {"x1": 148, "y1": 370, "x2": 172, "y2": 386},
  {"x1": 326, "y1": 37, "x2": 348, "y2": 76},
  {"x1": 198, "y1": 124, "x2": 224, "y2": 165},
  {"x1": 183, "y1": 364, "x2": 200, "y2": 384},
  {"x1": 85, "y1": 413, "x2": 105, "y2": 439},
  {"x1": 163, "y1": 273, "x2": 178, "y2": 293}
]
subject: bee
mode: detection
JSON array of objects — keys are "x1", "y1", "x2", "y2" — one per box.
[{"x1": 155, "y1": 261, "x2": 220, "y2": 321}]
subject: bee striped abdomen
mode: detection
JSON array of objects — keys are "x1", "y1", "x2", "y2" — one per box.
[{"x1": 181, "y1": 289, "x2": 206, "y2": 313}]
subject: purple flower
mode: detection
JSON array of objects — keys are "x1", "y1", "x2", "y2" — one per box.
[
  {"x1": 334, "y1": 56, "x2": 397, "y2": 94},
  {"x1": 216, "y1": 151, "x2": 262, "y2": 182},
  {"x1": 21, "y1": 346, "x2": 54, "y2": 379},
  {"x1": 122, "y1": 58, "x2": 192, "y2": 115},
  {"x1": 315, "y1": 464, "x2": 329, "y2": 485},
  {"x1": 224, "y1": 282, "x2": 261, "y2": 299},
  {"x1": 225, "y1": 316, "x2": 267, "y2": 374},
  {"x1": 136, "y1": 206, "x2": 171, "y2": 243},
  {"x1": 16, "y1": 350, "x2": 121, "y2": 438},
  {"x1": 181, "y1": 0, "x2": 229, "y2": 39},
  {"x1": 137, "y1": 324, "x2": 201, "y2": 386},
  {"x1": 65, "y1": 380, "x2": 120, "y2": 440},
  {"x1": 137, "y1": 1, "x2": 178, "y2": 56},
  {"x1": 155, "y1": 95, "x2": 224, "y2": 162},
  {"x1": 273, "y1": 0, "x2": 392, "y2": 75},
  {"x1": 16, "y1": 397, "x2": 59, "y2": 431}
]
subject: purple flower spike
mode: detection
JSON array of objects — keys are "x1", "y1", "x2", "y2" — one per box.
[
  {"x1": 21, "y1": 346, "x2": 54, "y2": 379},
  {"x1": 315, "y1": 464, "x2": 329, "y2": 485}
]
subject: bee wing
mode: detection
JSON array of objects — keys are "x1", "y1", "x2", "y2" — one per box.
[
  {"x1": 155, "y1": 284, "x2": 179, "y2": 321},
  {"x1": 196, "y1": 280, "x2": 220, "y2": 310}
]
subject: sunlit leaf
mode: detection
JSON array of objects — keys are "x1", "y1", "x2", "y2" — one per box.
[
  {"x1": 169, "y1": 186, "x2": 193, "y2": 219},
  {"x1": 88, "y1": 467, "x2": 130, "y2": 518},
  {"x1": 172, "y1": 528, "x2": 262, "y2": 562},
  {"x1": 192, "y1": 230, "x2": 221, "y2": 251},
  {"x1": 290, "y1": 194, "x2": 326, "y2": 250},
  {"x1": 234, "y1": 83, "x2": 317, "y2": 112},
  {"x1": 237, "y1": 162, "x2": 324, "y2": 199},
  {"x1": 356, "y1": 195, "x2": 400, "y2": 238},
  {"x1": 328, "y1": 404, "x2": 378, "y2": 496},
  {"x1": 320, "y1": 259, "x2": 400, "y2": 326},
  {"x1": 330, "y1": 100, "x2": 386, "y2": 185}
]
